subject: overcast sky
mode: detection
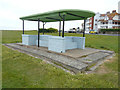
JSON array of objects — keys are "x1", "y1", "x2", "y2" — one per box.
[{"x1": 0, "y1": 0, "x2": 119, "y2": 31}]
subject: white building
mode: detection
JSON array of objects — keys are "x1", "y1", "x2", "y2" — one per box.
[{"x1": 82, "y1": 10, "x2": 120, "y2": 33}]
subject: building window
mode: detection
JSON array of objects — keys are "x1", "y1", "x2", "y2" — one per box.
[{"x1": 115, "y1": 22, "x2": 118, "y2": 24}]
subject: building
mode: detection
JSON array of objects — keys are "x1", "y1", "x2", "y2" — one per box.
[
  {"x1": 82, "y1": 10, "x2": 120, "y2": 33},
  {"x1": 82, "y1": 17, "x2": 94, "y2": 33}
]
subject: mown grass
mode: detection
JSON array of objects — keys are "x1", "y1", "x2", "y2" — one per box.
[
  {"x1": 2, "y1": 45, "x2": 118, "y2": 88},
  {"x1": 2, "y1": 30, "x2": 118, "y2": 88}
]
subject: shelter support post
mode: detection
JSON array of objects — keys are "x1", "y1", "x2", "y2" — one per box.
[
  {"x1": 22, "y1": 20, "x2": 24, "y2": 34},
  {"x1": 43, "y1": 22, "x2": 44, "y2": 35},
  {"x1": 62, "y1": 15, "x2": 65, "y2": 37},
  {"x1": 43, "y1": 22, "x2": 46, "y2": 35},
  {"x1": 38, "y1": 19, "x2": 40, "y2": 47},
  {"x1": 59, "y1": 21, "x2": 61, "y2": 36},
  {"x1": 83, "y1": 19, "x2": 86, "y2": 37}
]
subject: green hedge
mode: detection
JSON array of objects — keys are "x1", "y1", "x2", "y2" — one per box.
[
  {"x1": 100, "y1": 29, "x2": 120, "y2": 32},
  {"x1": 39, "y1": 28, "x2": 58, "y2": 33}
]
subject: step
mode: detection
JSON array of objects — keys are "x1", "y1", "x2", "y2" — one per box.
[
  {"x1": 77, "y1": 51, "x2": 111, "y2": 64},
  {"x1": 5, "y1": 43, "x2": 88, "y2": 73}
]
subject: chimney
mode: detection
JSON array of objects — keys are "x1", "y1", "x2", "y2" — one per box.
[{"x1": 112, "y1": 10, "x2": 116, "y2": 13}]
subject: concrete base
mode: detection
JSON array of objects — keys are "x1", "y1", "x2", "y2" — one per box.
[{"x1": 4, "y1": 43, "x2": 114, "y2": 74}]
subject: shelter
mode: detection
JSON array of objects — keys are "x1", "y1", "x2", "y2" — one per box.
[{"x1": 20, "y1": 9, "x2": 95, "y2": 53}]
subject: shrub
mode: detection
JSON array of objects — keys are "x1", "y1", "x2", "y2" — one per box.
[
  {"x1": 47, "y1": 28, "x2": 58, "y2": 33},
  {"x1": 39, "y1": 28, "x2": 58, "y2": 33}
]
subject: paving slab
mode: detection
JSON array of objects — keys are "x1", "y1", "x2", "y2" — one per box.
[
  {"x1": 77, "y1": 51, "x2": 111, "y2": 64},
  {"x1": 4, "y1": 43, "x2": 114, "y2": 74},
  {"x1": 63, "y1": 48, "x2": 101, "y2": 58},
  {"x1": 4, "y1": 43, "x2": 88, "y2": 73}
]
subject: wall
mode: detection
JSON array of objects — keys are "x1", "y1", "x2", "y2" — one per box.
[
  {"x1": 22, "y1": 34, "x2": 38, "y2": 45},
  {"x1": 48, "y1": 36, "x2": 66, "y2": 53},
  {"x1": 22, "y1": 35, "x2": 86, "y2": 53}
]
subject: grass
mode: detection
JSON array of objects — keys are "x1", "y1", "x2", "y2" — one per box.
[{"x1": 2, "y1": 30, "x2": 118, "y2": 88}]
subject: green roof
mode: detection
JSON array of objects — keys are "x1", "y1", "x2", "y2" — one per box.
[{"x1": 20, "y1": 9, "x2": 95, "y2": 22}]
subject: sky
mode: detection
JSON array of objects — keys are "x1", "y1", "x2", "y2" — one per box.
[{"x1": 0, "y1": 0, "x2": 119, "y2": 31}]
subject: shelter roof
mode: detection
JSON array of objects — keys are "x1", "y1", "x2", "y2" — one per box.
[{"x1": 20, "y1": 9, "x2": 95, "y2": 22}]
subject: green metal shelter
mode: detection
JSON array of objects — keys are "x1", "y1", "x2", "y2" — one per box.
[{"x1": 20, "y1": 9, "x2": 95, "y2": 47}]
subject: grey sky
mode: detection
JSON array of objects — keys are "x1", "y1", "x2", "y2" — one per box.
[{"x1": 0, "y1": 0, "x2": 119, "y2": 30}]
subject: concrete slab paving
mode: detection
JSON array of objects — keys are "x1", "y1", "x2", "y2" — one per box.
[
  {"x1": 77, "y1": 51, "x2": 111, "y2": 64},
  {"x1": 63, "y1": 48, "x2": 100, "y2": 58},
  {"x1": 4, "y1": 43, "x2": 114, "y2": 74}
]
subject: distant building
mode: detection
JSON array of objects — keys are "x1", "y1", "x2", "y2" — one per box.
[{"x1": 82, "y1": 10, "x2": 120, "y2": 33}]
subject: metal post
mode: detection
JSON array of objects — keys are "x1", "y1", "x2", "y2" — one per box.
[
  {"x1": 38, "y1": 19, "x2": 40, "y2": 47},
  {"x1": 83, "y1": 19, "x2": 86, "y2": 37},
  {"x1": 43, "y1": 22, "x2": 44, "y2": 35},
  {"x1": 62, "y1": 15, "x2": 65, "y2": 37},
  {"x1": 59, "y1": 21, "x2": 61, "y2": 36},
  {"x1": 23, "y1": 20, "x2": 24, "y2": 34}
]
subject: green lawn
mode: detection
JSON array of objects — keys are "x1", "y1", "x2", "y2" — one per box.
[{"x1": 2, "y1": 30, "x2": 118, "y2": 88}]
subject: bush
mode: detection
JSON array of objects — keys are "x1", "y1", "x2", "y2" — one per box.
[
  {"x1": 100, "y1": 29, "x2": 120, "y2": 32},
  {"x1": 39, "y1": 28, "x2": 58, "y2": 33},
  {"x1": 47, "y1": 28, "x2": 58, "y2": 33}
]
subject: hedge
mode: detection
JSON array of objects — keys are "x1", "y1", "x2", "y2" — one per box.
[{"x1": 100, "y1": 29, "x2": 120, "y2": 32}]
